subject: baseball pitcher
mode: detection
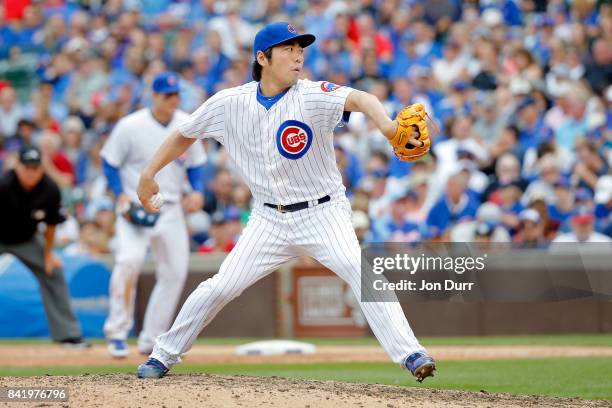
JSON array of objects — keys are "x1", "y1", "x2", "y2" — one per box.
[{"x1": 135, "y1": 23, "x2": 434, "y2": 381}]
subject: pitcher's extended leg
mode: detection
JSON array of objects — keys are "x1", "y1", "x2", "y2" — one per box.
[
  {"x1": 139, "y1": 205, "x2": 189, "y2": 353},
  {"x1": 151, "y1": 211, "x2": 294, "y2": 367},
  {"x1": 296, "y1": 201, "x2": 427, "y2": 364}
]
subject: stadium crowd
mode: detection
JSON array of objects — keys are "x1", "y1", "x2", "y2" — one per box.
[{"x1": 1, "y1": 0, "x2": 611, "y2": 255}]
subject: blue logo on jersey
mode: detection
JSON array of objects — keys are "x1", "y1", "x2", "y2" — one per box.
[{"x1": 276, "y1": 120, "x2": 313, "y2": 160}]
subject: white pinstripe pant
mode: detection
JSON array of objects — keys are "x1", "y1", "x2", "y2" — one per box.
[
  {"x1": 104, "y1": 203, "x2": 188, "y2": 353},
  {"x1": 151, "y1": 197, "x2": 426, "y2": 367}
]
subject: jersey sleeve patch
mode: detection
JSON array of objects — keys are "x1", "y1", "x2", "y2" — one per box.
[{"x1": 320, "y1": 81, "x2": 343, "y2": 93}]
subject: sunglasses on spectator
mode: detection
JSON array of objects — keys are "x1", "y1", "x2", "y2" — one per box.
[{"x1": 163, "y1": 92, "x2": 180, "y2": 99}]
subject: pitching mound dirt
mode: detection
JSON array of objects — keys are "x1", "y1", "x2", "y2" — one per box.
[{"x1": 2, "y1": 373, "x2": 610, "y2": 408}]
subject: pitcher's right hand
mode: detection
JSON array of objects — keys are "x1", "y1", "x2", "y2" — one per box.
[{"x1": 137, "y1": 173, "x2": 160, "y2": 213}]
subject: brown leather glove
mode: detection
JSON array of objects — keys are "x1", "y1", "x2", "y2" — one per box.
[{"x1": 388, "y1": 103, "x2": 431, "y2": 161}]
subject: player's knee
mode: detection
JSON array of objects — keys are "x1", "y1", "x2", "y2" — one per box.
[{"x1": 156, "y1": 270, "x2": 187, "y2": 288}]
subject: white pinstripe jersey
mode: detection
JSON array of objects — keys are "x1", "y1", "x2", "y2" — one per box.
[
  {"x1": 178, "y1": 79, "x2": 355, "y2": 206},
  {"x1": 102, "y1": 109, "x2": 207, "y2": 203}
]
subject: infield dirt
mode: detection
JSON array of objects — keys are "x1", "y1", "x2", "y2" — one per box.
[{"x1": 2, "y1": 373, "x2": 611, "y2": 408}]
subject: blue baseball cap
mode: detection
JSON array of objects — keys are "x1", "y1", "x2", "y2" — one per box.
[
  {"x1": 152, "y1": 72, "x2": 180, "y2": 94},
  {"x1": 517, "y1": 96, "x2": 536, "y2": 111},
  {"x1": 452, "y1": 80, "x2": 469, "y2": 92},
  {"x1": 253, "y1": 22, "x2": 316, "y2": 58}
]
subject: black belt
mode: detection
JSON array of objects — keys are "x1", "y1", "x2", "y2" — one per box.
[{"x1": 264, "y1": 195, "x2": 330, "y2": 213}]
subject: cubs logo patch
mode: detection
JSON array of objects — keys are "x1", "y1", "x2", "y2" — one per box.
[
  {"x1": 320, "y1": 81, "x2": 342, "y2": 93},
  {"x1": 287, "y1": 24, "x2": 297, "y2": 34},
  {"x1": 276, "y1": 120, "x2": 313, "y2": 160}
]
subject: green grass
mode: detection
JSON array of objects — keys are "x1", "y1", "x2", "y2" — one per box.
[
  {"x1": 2, "y1": 357, "x2": 611, "y2": 400},
  {"x1": 420, "y1": 334, "x2": 612, "y2": 347},
  {"x1": 1, "y1": 334, "x2": 611, "y2": 347}
]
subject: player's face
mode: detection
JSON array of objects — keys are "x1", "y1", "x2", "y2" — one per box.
[
  {"x1": 153, "y1": 92, "x2": 180, "y2": 115},
  {"x1": 268, "y1": 41, "x2": 304, "y2": 86}
]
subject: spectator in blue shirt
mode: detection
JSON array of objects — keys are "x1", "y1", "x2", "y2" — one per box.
[
  {"x1": 390, "y1": 31, "x2": 419, "y2": 80},
  {"x1": 426, "y1": 172, "x2": 479, "y2": 240},
  {"x1": 3, "y1": 119, "x2": 38, "y2": 153},
  {"x1": 516, "y1": 96, "x2": 553, "y2": 152},
  {"x1": 372, "y1": 191, "x2": 423, "y2": 243},
  {"x1": 594, "y1": 175, "x2": 612, "y2": 237},
  {"x1": 312, "y1": 35, "x2": 352, "y2": 80},
  {"x1": 334, "y1": 144, "x2": 363, "y2": 196},
  {"x1": 498, "y1": 180, "x2": 525, "y2": 236},
  {"x1": 60, "y1": 116, "x2": 89, "y2": 186},
  {"x1": 572, "y1": 138, "x2": 609, "y2": 194},
  {"x1": 205, "y1": 29, "x2": 232, "y2": 93},
  {"x1": 547, "y1": 178, "x2": 575, "y2": 233}
]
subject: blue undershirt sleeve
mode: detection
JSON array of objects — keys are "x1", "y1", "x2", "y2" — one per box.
[
  {"x1": 186, "y1": 165, "x2": 205, "y2": 194},
  {"x1": 102, "y1": 159, "x2": 124, "y2": 196}
]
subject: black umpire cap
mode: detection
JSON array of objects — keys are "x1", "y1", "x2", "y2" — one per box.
[{"x1": 19, "y1": 147, "x2": 42, "y2": 167}]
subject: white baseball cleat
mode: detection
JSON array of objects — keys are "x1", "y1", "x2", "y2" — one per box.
[{"x1": 107, "y1": 339, "x2": 129, "y2": 358}]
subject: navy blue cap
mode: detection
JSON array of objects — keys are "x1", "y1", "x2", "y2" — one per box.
[
  {"x1": 253, "y1": 22, "x2": 316, "y2": 58},
  {"x1": 152, "y1": 72, "x2": 180, "y2": 94},
  {"x1": 517, "y1": 96, "x2": 536, "y2": 111}
]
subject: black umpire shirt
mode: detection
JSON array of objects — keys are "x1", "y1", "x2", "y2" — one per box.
[{"x1": 0, "y1": 170, "x2": 66, "y2": 245}]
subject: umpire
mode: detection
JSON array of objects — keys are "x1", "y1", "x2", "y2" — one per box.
[{"x1": 0, "y1": 147, "x2": 88, "y2": 347}]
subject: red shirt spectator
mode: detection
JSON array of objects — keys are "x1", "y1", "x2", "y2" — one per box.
[
  {"x1": 347, "y1": 15, "x2": 393, "y2": 60},
  {"x1": 4, "y1": 0, "x2": 31, "y2": 21}
]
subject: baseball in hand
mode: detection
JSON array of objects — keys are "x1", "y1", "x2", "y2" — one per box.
[{"x1": 150, "y1": 192, "x2": 165, "y2": 209}]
